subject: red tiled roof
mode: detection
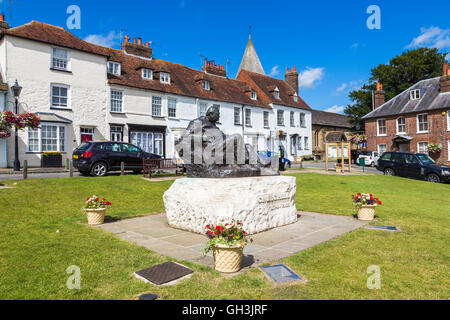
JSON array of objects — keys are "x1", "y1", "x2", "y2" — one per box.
[
  {"x1": 2, "y1": 20, "x2": 271, "y2": 109},
  {"x1": 236, "y1": 70, "x2": 311, "y2": 111},
  {"x1": 3, "y1": 21, "x2": 111, "y2": 57}
]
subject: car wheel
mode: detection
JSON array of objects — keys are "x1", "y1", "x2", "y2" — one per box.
[
  {"x1": 371, "y1": 162, "x2": 376, "y2": 167},
  {"x1": 91, "y1": 162, "x2": 108, "y2": 177},
  {"x1": 426, "y1": 173, "x2": 440, "y2": 183},
  {"x1": 384, "y1": 168, "x2": 395, "y2": 176}
]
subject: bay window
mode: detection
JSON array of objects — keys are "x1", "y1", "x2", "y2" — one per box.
[{"x1": 27, "y1": 123, "x2": 66, "y2": 153}]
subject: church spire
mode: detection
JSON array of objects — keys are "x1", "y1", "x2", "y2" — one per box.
[{"x1": 237, "y1": 28, "x2": 265, "y2": 76}]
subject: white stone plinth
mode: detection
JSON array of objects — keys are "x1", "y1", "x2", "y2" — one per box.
[{"x1": 163, "y1": 176, "x2": 298, "y2": 235}]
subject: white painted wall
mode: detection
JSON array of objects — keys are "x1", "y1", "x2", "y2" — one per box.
[{"x1": 3, "y1": 36, "x2": 108, "y2": 167}]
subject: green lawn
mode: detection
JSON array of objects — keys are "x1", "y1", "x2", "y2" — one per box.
[{"x1": 0, "y1": 174, "x2": 449, "y2": 300}]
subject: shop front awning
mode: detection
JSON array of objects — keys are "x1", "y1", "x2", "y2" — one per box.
[{"x1": 36, "y1": 112, "x2": 72, "y2": 124}]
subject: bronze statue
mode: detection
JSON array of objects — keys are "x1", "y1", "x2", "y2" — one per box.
[{"x1": 176, "y1": 105, "x2": 278, "y2": 178}]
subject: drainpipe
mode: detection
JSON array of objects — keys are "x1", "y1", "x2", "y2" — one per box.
[{"x1": 3, "y1": 92, "x2": 8, "y2": 168}]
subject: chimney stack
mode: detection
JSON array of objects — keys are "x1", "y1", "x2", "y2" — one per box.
[
  {"x1": 121, "y1": 35, "x2": 153, "y2": 59},
  {"x1": 0, "y1": 12, "x2": 10, "y2": 30},
  {"x1": 373, "y1": 82, "x2": 385, "y2": 109},
  {"x1": 202, "y1": 59, "x2": 227, "y2": 77},
  {"x1": 285, "y1": 67, "x2": 299, "y2": 94},
  {"x1": 441, "y1": 63, "x2": 450, "y2": 93}
]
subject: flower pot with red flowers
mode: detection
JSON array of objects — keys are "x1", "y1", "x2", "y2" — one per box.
[
  {"x1": 352, "y1": 193, "x2": 382, "y2": 221},
  {"x1": 204, "y1": 222, "x2": 250, "y2": 273},
  {"x1": 84, "y1": 195, "x2": 112, "y2": 225}
]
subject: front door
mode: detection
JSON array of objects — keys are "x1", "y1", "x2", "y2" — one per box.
[{"x1": 399, "y1": 143, "x2": 410, "y2": 152}]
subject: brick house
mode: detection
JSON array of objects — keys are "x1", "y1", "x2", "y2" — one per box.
[{"x1": 363, "y1": 65, "x2": 450, "y2": 164}]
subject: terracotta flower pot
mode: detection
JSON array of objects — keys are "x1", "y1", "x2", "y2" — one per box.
[
  {"x1": 357, "y1": 205, "x2": 376, "y2": 221},
  {"x1": 86, "y1": 208, "x2": 106, "y2": 225},
  {"x1": 212, "y1": 243, "x2": 245, "y2": 273}
]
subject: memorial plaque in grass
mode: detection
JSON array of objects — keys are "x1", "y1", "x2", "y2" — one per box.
[
  {"x1": 260, "y1": 264, "x2": 305, "y2": 284},
  {"x1": 366, "y1": 225, "x2": 400, "y2": 231},
  {"x1": 134, "y1": 262, "x2": 193, "y2": 286}
]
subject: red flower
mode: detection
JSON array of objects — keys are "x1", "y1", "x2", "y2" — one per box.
[
  {"x1": 216, "y1": 226, "x2": 220, "y2": 231},
  {"x1": 95, "y1": 198, "x2": 99, "y2": 201},
  {"x1": 378, "y1": 201, "x2": 382, "y2": 205},
  {"x1": 206, "y1": 225, "x2": 210, "y2": 229},
  {"x1": 370, "y1": 197, "x2": 374, "y2": 201}
]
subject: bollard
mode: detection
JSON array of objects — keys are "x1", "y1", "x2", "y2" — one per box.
[
  {"x1": 65, "y1": 158, "x2": 70, "y2": 170},
  {"x1": 69, "y1": 160, "x2": 74, "y2": 178},
  {"x1": 23, "y1": 160, "x2": 28, "y2": 180},
  {"x1": 121, "y1": 162, "x2": 125, "y2": 176}
]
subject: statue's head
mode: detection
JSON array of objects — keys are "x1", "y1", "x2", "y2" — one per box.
[{"x1": 206, "y1": 105, "x2": 220, "y2": 123}]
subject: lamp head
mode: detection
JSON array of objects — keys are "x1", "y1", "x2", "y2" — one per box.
[{"x1": 11, "y1": 80, "x2": 22, "y2": 98}]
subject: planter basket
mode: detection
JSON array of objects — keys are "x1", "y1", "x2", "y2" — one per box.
[
  {"x1": 357, "y1": 205, "x2": 376, "y2": 221},
  {"x1": 86, "y1": 208, "x2": 106, "y2": 225},
  {"x1": 212, "y1": 244, "x2": 245, "y2": 273}
]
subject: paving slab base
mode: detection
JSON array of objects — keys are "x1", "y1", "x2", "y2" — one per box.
[{"x1": 98, "y1": 212, "x2": 368, "y2": 271}]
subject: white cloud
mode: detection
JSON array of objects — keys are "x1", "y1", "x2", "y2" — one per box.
[
  {"x1": 407, "y1": 26, "x2": 450, "y2": 50},
  {"x1": 299, "y1": 67, "x2": 324, "y2": 89},
  {"x1": 350, "y1": 43, "x2": 359, "y2": 49},
  {"x1": 324, "y1": 105, "x2": 345, "y2": 114},
  {"x1": 269, "y1": 65, "x2": 280, "y2": 77},
  {"x1": 336, "y1": 83, "x2": 347, "y2": 92},
  {"x1": 84, "y1": 31, "x2": 121, "y2": 48}
]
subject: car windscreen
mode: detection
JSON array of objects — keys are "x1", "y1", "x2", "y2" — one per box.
[
  {"x1": 417, "y1": 154, "x2": 435, "y2": 164},
  {"x1": 359, "y1": 152, "x2": 372, "y2": 156}
]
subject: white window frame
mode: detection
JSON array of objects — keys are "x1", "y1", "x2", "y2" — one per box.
[
  {"x1": 417, "y1": 113, "x2": 429, "y2": 133},
  {"x1": 410, "y1": 89, "x2": 421, "y2": 100},
  {"x1": 297, "y1": 136, "x2": 303, "y2": 150},
  {"x1": 377, "y1": 119, "x2": 387, "y2": 136},
  {"x1": 300, "y1": 113, "x2": 306, "y2": 128},
  {"x1": 110, "y1": 90, "x2": 124, "y2": 113},
  {"x1": 277, "y1": 110, "x2": 284, "y2": 126},
  {"x1": 234, "y1": 107, "x2": 241, "y2": 125},
  {"x1": 304, "y1": 137, "x2": 309, "y2": 150},
  {"x1": 396, "y1": 117, "x2": 406, "y2": 134},
  {"x1": 274, "y1": 88, "x2": 280, "y2": 100},
  {"x1": 417, "y1": 141, "x2": 429, "y2": 154},
  {"x1": 290, "y1": 111, "x2": 295, "y2": 127},
  {"x1": 263, "y1": 111, "x2": 269, "y2": 128},
  {"x1": 245, "y1": 108, "x2": 252, "y2": 126},
  {"x1": 160, "y1": 72, "x2": 171, "y2": 84},
  {"x1": 142, "y1": 68, "x2": 153, "y2": 80},
  {"x1": 152, "y1": 96, "x2": 163, "y2": 117},
  {"x1": 251, "y1": 91, "x2": 257, "y2": 100},
  {"x1": 378, "y1": 144, "x2": 387, "y2": 154},
  {"x1": 51, "y1": 48, "x2": 70, "y2": 71},
  {"x1": 51, "y1": 84, "x2": 70, "y2": 109},
  {"x1": 27, "y1": 123, "x2": 66, "y2": 153},
  {"x1": 107, "y1": 61, "x2": 121, "y2": 75},
  {"x1": 199, "y1": 102, "x2": 208, "y2": 117},
  {"x1": 447, "y1": 111, "x2": 450, "y2": 131},
  {"x1": 110, "y1": 126, "x2": 124, "y2": 142},
  {"x1": 168, "y1": 98, "x2": 177, "y2": 118},
  {"x1": 202, "y1": 80, "x2": 210, "y2": 91}
]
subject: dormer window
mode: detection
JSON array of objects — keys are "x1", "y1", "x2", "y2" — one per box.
[
  {"x1": 251, "y1": 91, "x2": 257, "y2": 100},
  {"x1": 160, "y1": 72, "x2": 171, "y2": 84},
  {"x1": 274, "y1": 88, "x2": 280, "y2": 99},
  {"x1": 202, "y1": 80, "x2": 210, "y2": 90},
  {"x1": 142, "y1": 68, "x2": 153, "y2": 80},
  {"x1": 52, "y1": 48, "x2": 70, "y2": 71},
  {"x1": 108, "y1": 61, "x2": 121, "y2": 75},
  {"x1": 410, "y1": 89, "x2": 421, "y2": 100},
  {"x1": 293, "y1": 93, "x2": 298, "y2": 102}
]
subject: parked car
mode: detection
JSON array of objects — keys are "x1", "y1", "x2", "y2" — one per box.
[
  {"x1": 376, "y1": 152, "x2": 450, "y2": 183},
  {"x1": 357, "y1": 151, "x2": 380, "y2": 167},
  {"x1": 72, "y1": 142, "x2": 161, "y2": 177}
]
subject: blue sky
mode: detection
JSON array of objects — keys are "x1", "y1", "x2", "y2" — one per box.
[{"x1": 1, "y1": 0, "x2": 449, "y2": 112}]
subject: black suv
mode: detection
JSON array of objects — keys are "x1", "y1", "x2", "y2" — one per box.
[
  {"x1": 376, "y1": 152, "x2": 450, "y2": 183},
  {"x1": 72, "y1": 142, "x2": 161, "y2": 177}
]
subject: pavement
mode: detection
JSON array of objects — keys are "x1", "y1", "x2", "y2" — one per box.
[
  {"x1": 97, "y1": 212, "x2": 368, "y2": 273},
  {"x1": 298, "y1": 161, "x2": 381, "y2": 175}
]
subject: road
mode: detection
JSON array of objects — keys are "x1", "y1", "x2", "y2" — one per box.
[{"x1": 299, "y1": 161, "x2": 382, "y2": 175}]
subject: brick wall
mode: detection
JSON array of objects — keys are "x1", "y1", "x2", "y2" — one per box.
[{"x1": 365, "y1": 109, "x2": 450, "y2": 164}]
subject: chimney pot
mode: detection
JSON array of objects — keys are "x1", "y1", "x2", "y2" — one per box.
[
  {"x1": 138, "y1": 38, "x2": 142, "y2": 45},
  {"x1": 444, "y1": 63, "x2": 449, "y2": 76},
  {"x1": 0, "y1": 12, "x2": 5, "y2": 22},
  {"x1": 133, "y1": 38, "x2": 137, "y2": 44}
]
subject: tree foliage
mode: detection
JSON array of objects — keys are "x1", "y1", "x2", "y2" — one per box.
[{"x1": 345, "y1": 48, "x2": 448, "y2": 130}]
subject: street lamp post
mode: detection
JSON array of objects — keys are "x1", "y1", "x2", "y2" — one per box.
[{"x1": 11, "y1": 80, "x2": 22, "y2": 172}]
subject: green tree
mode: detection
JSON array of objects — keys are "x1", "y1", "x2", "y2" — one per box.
[{"x1": 345, "y1": 48, "x2": 447, "y2": 130}]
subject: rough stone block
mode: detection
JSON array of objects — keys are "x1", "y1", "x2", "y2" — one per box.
[{"x1": 163, "y1": 176, "x2": 298, "y2": 235}]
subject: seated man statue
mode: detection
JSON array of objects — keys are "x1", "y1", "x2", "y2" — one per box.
[{"x1": 175, "y1": 105, "x2": 278, "y2": 178}]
